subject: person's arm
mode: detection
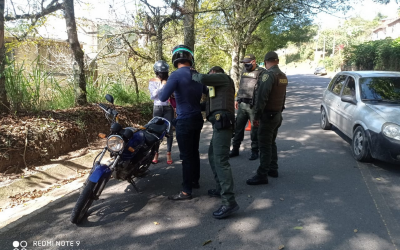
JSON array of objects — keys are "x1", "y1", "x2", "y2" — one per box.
[
  {"x1": 192, "y1": 73, "x2": 229, "y2": 87},
  {"x1": 159, "y1": 72, "x2": 178, "y2": 102},
  {"x1": 148, "y1": 80, "x2": 162, "y2": 101},
  {"x1": 254, "y1": 72, "x2": 273, "y2": 120}
]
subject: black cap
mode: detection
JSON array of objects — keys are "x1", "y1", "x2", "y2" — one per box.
[
  {"x1": 208, "y1": 66, "x2": 225, "y2": 74},
  {"x1": 240, "y1": 54, "x2": 256, "y2": 63},
  {"x1": 264, "y1": 51, "x2": 279, "y2": 61}
]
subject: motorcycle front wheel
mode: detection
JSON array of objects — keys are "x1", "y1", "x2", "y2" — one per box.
[{"x1": 70, "y1": 181, "x2": 96, "y2": 224}]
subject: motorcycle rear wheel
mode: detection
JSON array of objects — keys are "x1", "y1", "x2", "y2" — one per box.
[{"x1": 70, "y1": 181, "x2": 96, "y2": 224}]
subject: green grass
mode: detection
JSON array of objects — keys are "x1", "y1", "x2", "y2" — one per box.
[{"x1": 3, "y1": 57, "x2": 151, "y2": 112}]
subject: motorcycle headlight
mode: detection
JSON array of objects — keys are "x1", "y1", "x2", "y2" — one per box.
[
  {"x1": 382, "y1": 123, "x2": 400, "y2": 140},
  {"x1": 107, "y1": 135, "x2": 124, "y2": 152}
]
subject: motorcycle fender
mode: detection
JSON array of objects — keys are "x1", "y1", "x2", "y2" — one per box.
[{"x1": 89, "y1": 164, "x2": 112, "y2": 183}]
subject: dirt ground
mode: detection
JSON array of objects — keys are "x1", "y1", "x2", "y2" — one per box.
[{"x1": 0, "y1": 102, "x2": 153, "y2": 178}]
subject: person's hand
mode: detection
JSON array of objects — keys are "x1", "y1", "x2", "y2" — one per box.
[
  {"x1": 162, "y1": 80, "x2": 167, "y2": 85},
  {"x1": 235, "y1": 101, "x2": 239, "y2": 110},
  {"x1": 253, "y1": 120, "x2": 259, "y2": 127}
]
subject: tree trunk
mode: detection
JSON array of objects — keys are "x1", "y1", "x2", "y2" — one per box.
[
  {"x1": 230, "y1": 42, "x2": 241, "y2": 89},
  {"x1": 183, "y1": 0, "x2": 196, "y2": 51},
  {"x1": 64, "y1": 0, "x2": 87, "y2": 106},
  {"x1": 0, "y1": 0, "x2": 9, "y2": 113},
  {"x1": 156, "y1": 30, "x2": 163, "y2": 61},
  {"x1": 129, "y1": 66, "x2": 139, "y2": 100}
]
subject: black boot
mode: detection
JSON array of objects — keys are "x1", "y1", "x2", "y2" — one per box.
[
  {"x1": 246, "y1": 174, "x2": 268, "y2": 185},
  {"x1": 208, "y1": 189, "x2": 221, "y2": 197},
  {"x1": 249, "y1": 151, "x2": 258, "y2": 160},
  {"x1": 229, "y1": 148, "x2": 239, "y2": 158},
  {"x1": 213, "y1": 203, "x2": 239, "y2": 219},
  {"x1": 268, "y1": 169, "x2": 279, "y2": 178}
]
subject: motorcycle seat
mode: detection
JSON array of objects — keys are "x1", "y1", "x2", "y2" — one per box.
[
  {"x1": 145, "y1": 122, "x2": 168, "y2": 137},
  {"x1": 144, "y1": 131, "x2": 159, "y2": 146}
]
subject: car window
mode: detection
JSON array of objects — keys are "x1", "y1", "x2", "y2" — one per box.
[
  {"x1": 342, "y1": 76, "x2": 356, "y2": 97},
  {"x1": 327, "y1": 75, "x2": 339, "y2": 90},
  {"x1": 331, "y1": 75, "x2": 347, "y2": 95},
  {"x1": 360, "y1": 77, "x2": 400, "y2": 102}
]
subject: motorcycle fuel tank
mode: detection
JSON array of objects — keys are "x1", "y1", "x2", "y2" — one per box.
[{"x1": 121, "y1": 129, "x2": 145, "y2": 160}]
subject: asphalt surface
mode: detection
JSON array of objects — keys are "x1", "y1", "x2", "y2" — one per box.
[{"x1": 1, "y1": 73, "x2": 400, "y2": 250}]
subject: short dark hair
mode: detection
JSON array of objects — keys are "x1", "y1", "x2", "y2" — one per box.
[
  {"x1": 208, "y1": 66, "x2": 225, "y2": 74},
  {"x1": 264, "y1": 51, "x2": 279, "y2": 62}
]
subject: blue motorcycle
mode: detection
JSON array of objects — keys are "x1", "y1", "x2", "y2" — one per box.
[{"x1": 70, "y1": 94, "x2": 171, "y2": 224}]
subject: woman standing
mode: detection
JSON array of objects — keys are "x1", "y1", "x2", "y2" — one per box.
[{"x1": 148, "y1": 60, "x2": 174, "y2": 164}]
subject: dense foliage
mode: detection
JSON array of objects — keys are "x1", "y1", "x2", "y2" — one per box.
[{"x1": 343, "y1": 38, "x2": 400, "y2": 71}]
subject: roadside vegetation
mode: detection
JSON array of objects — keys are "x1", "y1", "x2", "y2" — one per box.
[{"x1": 0, "y1": 0, "x2": 397, "y2": 172}]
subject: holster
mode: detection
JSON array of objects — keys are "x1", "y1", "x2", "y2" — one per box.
[{"x1": 212, "y1": 112, "x2": 235, "y2": 130}]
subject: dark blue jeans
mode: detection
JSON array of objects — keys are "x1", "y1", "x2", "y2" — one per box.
[{"x1": 175, "y1": 113, "x2": 204, "y2": 195}]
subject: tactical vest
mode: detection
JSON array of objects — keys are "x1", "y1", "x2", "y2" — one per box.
[
  {"x1": 264, "y1": 70, "x2": 288, "y2": 112},
  {"x1": 206, "y1": 75, "x2": 235, "y2": 118},
  {"x1": 237, "y1": 67, "x2": 264, "y2": 99}
]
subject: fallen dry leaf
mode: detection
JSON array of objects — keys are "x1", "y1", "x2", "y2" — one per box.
[
  {"x1": 376, "y1": 178, "x2": 381, "y2": 181},
  {"x1": 279, "y1": 245, "x2": 285, "y2": 250},
  {"x1": 354, "y1": 229, "x2": 358, "y2": 233},
  {"x1": 293, "y1": 226, "x2": 303, "y2": 230},
  {"x1": 153, "y1": 222, "x2": 159, "y2": 225},
  {"x1": 203, "y1": 240, "x2": 212, "y2": 246}
]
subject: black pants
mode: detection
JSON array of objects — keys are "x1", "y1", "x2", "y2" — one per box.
[{"x1": 175, "y1": 113, "x2": 204, "y2": 194}]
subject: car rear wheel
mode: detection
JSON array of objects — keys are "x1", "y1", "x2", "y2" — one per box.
[
  {"x1": 320, "y1": 107, "x2": 332, "y2": 130},
  {"x1": 352, "y1": 126, "x2": 373, "y2": 162}
]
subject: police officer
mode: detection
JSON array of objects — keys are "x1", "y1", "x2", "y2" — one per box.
[
  {"x1": 192, "y1": 66, "x2": 239, "y2": 219},
  {"x1": 246, "y1": 51, "x2": 287, "y2": 185},
  {"x1": 229, "y1": 54, "x2": 266, "y2": 161}
]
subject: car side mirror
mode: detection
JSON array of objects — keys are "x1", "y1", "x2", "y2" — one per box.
[
  {"x1": 341, "y1": 95, "x2": 357, "y2": 105},
  {"x1": 105, "y1": 94, "x2": 114, "y2": 104}
]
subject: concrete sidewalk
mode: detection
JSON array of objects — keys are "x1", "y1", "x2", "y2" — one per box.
[{"x1": 0, "y1": 149, "x2": 102, "y2": 229}]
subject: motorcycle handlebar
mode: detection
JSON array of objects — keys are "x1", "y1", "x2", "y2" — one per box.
[{"x1": 98, "y1": 103, "x2": 109, "y2": 112}]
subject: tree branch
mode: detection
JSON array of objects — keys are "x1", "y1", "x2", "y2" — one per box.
[
  {"x1": 121, "y1": 34, "x2": 152, "y2": 61},
  {"x1": 5, "y1": 0, "x2": 63, "y2": 21}
]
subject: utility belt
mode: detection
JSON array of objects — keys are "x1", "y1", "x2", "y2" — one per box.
[
  {"x1": 237, "y1": 98, "x2": 252, "y2": 104},
  {"x1": 210, "y1": 112, "x2": 235, "y2": 130}
]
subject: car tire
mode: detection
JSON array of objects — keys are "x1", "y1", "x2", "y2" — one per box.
[
  {"x1": 352, "y1": 126, "x2": 373, "y2": 162},
  {"x1": 320, "y1": 107, "x2": 332, "y2": 130}
]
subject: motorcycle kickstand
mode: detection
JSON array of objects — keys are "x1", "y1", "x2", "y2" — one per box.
[{"x1": 128, "y1": 178, "x2": 142, "y2": 194}]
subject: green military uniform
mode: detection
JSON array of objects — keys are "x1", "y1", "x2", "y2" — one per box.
[
  {"x1": 192, "y1": 72, "x2": 237, "y2": 206},
  {"x1": 232, "y1": 66, "x2": 266, "y2": 153},
  {"x1": 254, "y1": 65, "x2": 287, "y2": 176}
]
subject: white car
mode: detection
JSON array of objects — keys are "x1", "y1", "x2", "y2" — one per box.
[
  {"x1": 314, "y1": 67, "x2": 327, "y2": 75},
  {"x1": 320, "y1": 71, "x2": 400, "y2": 164}
]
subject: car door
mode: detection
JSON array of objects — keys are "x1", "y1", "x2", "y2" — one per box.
[
  {"x1": 336, "y1": 76, "x2": 357, "y2": 137},
  {"x1": 325, "y1": 75, "x2": 348, "y2": 127}
]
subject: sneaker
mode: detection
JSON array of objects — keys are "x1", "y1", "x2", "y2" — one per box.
[
  {"x1": 208, "y1": 189, "x2": 221, "y2": 197},
  {"x1": 213, "y1": 203, "x2": 239, "y2": 219},
  {"x1": 246, "y1": 174, "x2": 268, "y2": 185}
]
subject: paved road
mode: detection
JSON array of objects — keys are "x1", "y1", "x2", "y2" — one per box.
[{"x1": 1, "y1": 73, "x2": 400, "y2": 250}]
